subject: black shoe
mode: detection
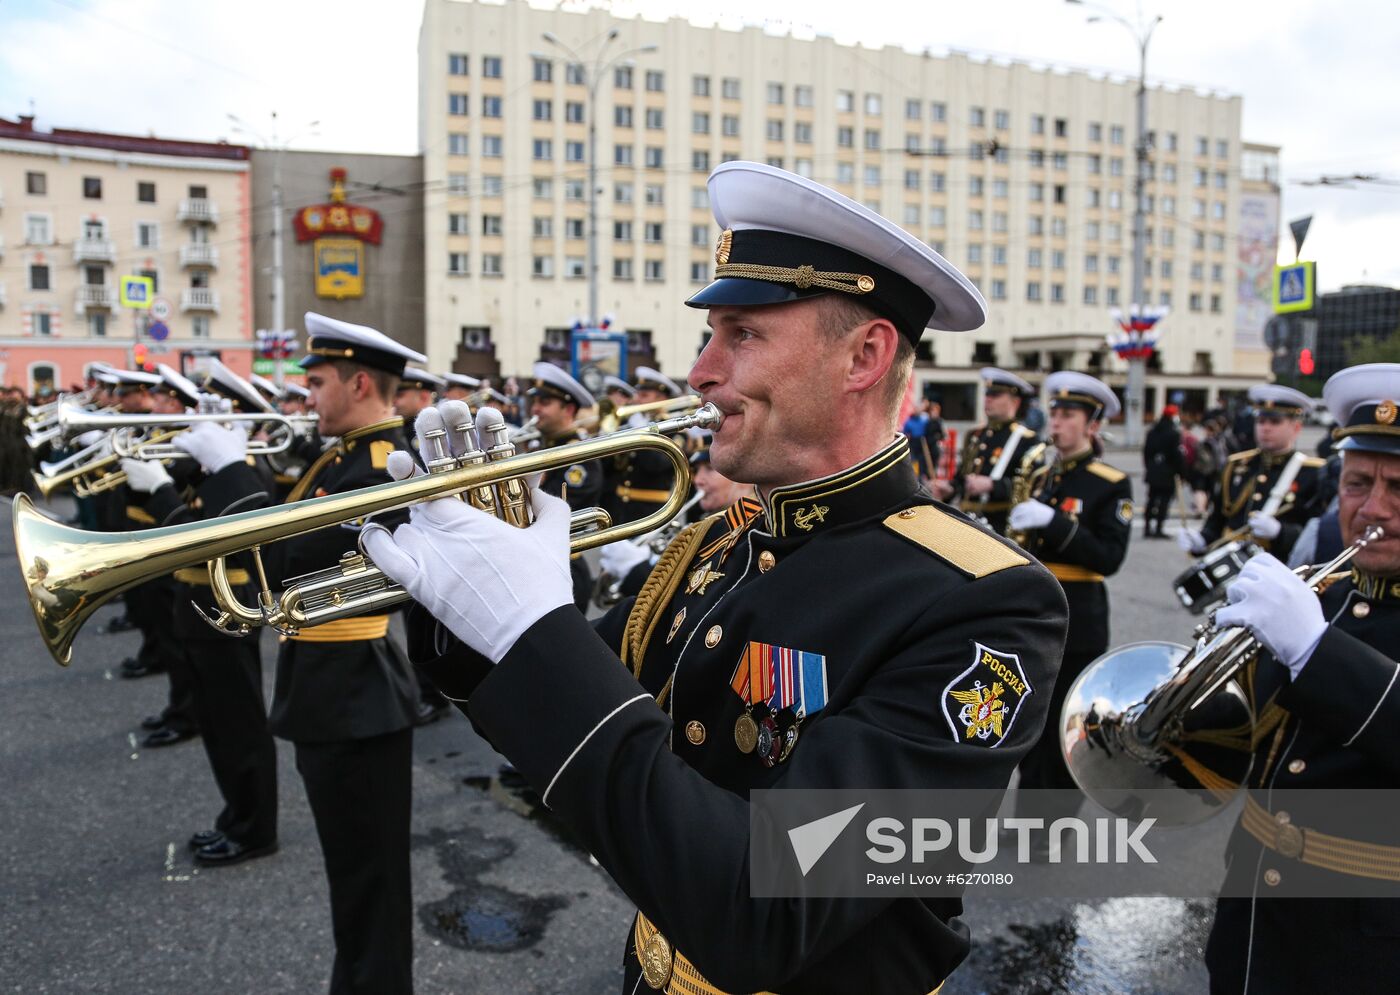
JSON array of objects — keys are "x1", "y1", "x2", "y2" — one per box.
[
  {"x1": 189, "y1": 829, "x2": 225, "y2": 851},
  {"x1": 415, "y1": 700, "x2": 451, "y2": 726},
  {"x1": 194, "y1": 837, "x2": 278, "y2": 868},
  {"x1": 142, "y1": 726, "x2": 198, "y2": 748},
  {"x1": 120, "y1": 660, "x2": 166, "y2": 679},
  {"x1": 106, "y1": 615, "x2": 136, "y2": 634},
  {"x1": 140, "y1": 714, "x2": 167, "y2": 731}
]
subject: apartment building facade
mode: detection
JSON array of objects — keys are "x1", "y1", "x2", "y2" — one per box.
[
  {"x1": 0, "y1": 116, "x2": 253, "y2": 393},
  {"x1": 420, "y1": 0, "x2": 1274, "y2": 417}
]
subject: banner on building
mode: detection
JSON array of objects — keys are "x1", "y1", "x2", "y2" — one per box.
[
  {"x1": 314, "y1": 238, "x2": 365, "y2": 299},
  {"x1": 1236, "y1": 191, "x2": 1281, "y2": 350}
]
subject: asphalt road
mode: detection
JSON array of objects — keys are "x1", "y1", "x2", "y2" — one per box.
[{"x1": 1, "y1": 430, "x2": 1324, "y2": 994}]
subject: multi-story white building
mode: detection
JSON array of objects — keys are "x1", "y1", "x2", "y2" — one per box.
[
  {"x1": 420, "y1": 0, "x2": 1275, "y2": 417},
  {"x1": 0, "y1": 115, "x2": 253, "y2": 393}
]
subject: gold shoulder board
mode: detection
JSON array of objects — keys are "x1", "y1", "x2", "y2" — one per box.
[
  {"x1": 1302, "y1": 456, "x2": 1327, "y2": 468},
  {"x1": 1085, "y1": 461, "x2": 1127, "y2": 483},
  {"x1": 1227, "y1": 448, "x2": 1260, "y2": 464},
  {"x1": 882, "y1": 505, "x2": 1028, "y2": 579},
  {"x1": 369, "y1": 440, "x2": 395, "y2": 470}
]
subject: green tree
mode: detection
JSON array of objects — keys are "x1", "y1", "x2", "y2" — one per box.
[{"x1": 1346, "y1": 330, "x2": 1400, "y2": 366}]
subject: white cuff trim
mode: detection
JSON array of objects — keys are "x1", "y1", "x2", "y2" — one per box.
[{"x1": 542, "y1": 692, "x2": 652, "y2": 808}]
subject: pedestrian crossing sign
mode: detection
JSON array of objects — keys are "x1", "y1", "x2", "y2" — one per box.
[{"x1": 1273, "y1": 262, "x2": 1315, "y2": 314}]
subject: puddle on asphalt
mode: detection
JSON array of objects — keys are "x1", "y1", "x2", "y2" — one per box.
[
  {"x1": 413, "y1": 823, "x2": 569, "y2": 953},
  {"x1": 950, "y1": 897, "x2": 1213, "y2": 994}
]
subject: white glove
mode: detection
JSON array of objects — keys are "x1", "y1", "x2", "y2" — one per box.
[
  {"x1": 1248, "y1": 512, "x2": 1282, "y2": 540},
  {"x1": 600, "y1": 540, "x2": 652, "y2": 578},
  {"x1": 1009, "y1": 500, "x2": 1055, "y2": 531},
  {"x1": 362, "y1": 401, "x2": 573, "y2": 662},
  {"x1": 1215, "y1": 554, "x2": 1327, "y2": 679},
  {"x1": 172, "y1": 422, "x2": 247, "y2": 474},
  {"x1": 1177, "y1": 527, "x2": 1206, "y2": 554},
  {"x1": 119, "y1": 457, "x2": 173, "y2": 494}
]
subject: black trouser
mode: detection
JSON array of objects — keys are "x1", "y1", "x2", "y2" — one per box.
[
  {"x1": 295, "y1": 729, "x2": 414, "y2": 995},
  {"x1": 1017, "y1": 649, "x2": 1097, "y2": 825},
  {"x1": 187, "y1": 636, "x2": 277, "y2": 846},
  {"x1": 129, "y1": 579, "x2": 197, "y2": 732},
  {"x1": 1146, "y1": 486, "x2": 1174, "y2": 534}
]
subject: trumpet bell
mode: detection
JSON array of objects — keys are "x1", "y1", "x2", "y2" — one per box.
[{"x1": 1061, "y1": 640, "x2": 1254, "y2": 826}]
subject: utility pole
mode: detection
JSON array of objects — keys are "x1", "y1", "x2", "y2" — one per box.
[
  {"x1": 1068, "y1": 1, "x2": 1162, "y2": 448},
  {"x1": 540, "y1": 31, "x2": 658, "y2": 327}
]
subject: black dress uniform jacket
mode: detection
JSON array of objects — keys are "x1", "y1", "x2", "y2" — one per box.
[
  {"x1": 954, "y1": 419, "x2": 1040, "y2": 535},
  {"x1": 411, "y1": 437, "x2": 1069, "y2": 994},
  {"x1": 1201, "y1": 448, "x2": 1327, "y2": 563},
  {"x1": 201, "y1": 418, "x2": 418, "y2": 742},
  {"x1": 1206, "y1": 572, "x2": 1400, "y2": 993},
  {"x1": 536, "y1": 426, "x2": 603, "y2": 609}
]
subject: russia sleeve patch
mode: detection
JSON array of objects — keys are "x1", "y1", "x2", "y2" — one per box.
[{"x1": 942, "y1": 643, "x2": 1033, "y2": 747}]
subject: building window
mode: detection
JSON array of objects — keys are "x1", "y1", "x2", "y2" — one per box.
[
  {"x1": 566, "y1": 101, "x2": 584, "y2": 123},
  {"x1": 532, "y1": 256, "x2": 555, "y2": 278},
  {"x1": 88, "y1": 312, "x2": 107, "y2": 337},
  {"x1": 613, "y1": 258, "x2": 634, "y2": 280},
  {"x1": 1196, "y1": 136, "x2": 1209, "y2": 156},
  {"x1": 793, "y1": 84, "x2": 813, "y2": 107},
  {"x1": 33, "y1": 312, "x2": 53, "y2": 336},
  {"x1": 614, "y1": 182, "x2": 633, "y2": 203},
  {"x1": 966, "y1": 244, "x2": 982, "y2": 264},
  {"x1": 1052, "y1": 250, "x2": 1066, "y2": 270},
  {"x1": 691, "y1": 150, "x2": 709, "y2": 172},
  {"x1": 1027, "y1": 248, "x2": 1042, "y2": 268},
  {"x1": 990, "y1": 279, "x2": 1007, "y2": 301},
  {"x1": 1110, "y1": 125, "x2": 1125, "y2": 145},
  {"x1": 83, "y1": 176, "x2": 102, "y2": 199},
  {"x1": 835, "y1": 90, "x2": 854, "y2": 112},
  {"x1": 1053, "y1": 184, "x2": 1067, "y2": 204},
  {"x1": 864, "y1": 93, "x2": 881, "y2": 115},
  {"x1": 992, "y1": 211, "x2": 1008, "y2": 232},
  {"x1": 766, "y1": 120, "x2": 784, "y2": 142},
  {"x1": 794, "y1": 158, "x2": 813, "y2": 177},
  {"x1": 691, "y1": 187, "x2": 709, "y2": 209},
  {"x1": 722, "y1": 77, "x2": 740, "y2": 100},
  {"x1": 968, "y1": 210, "x2": 983, "y2": 231},
  {"x1": 1030, "y1": 114, "x2": 1045, "y2": 135},
  {"x1": 793, "y1": 121, "x2": 812, "y2": 145},
  {"x1": 690, "y1": 261, "x2": 710, "y2": 283},
  {"x1": 903, "y1": 169, "x2": 921, "y2": 191},
  {"x1": 532, "y1": 216, "x2": 553, "y2": 238},
  {"x1": 992, "y1": 245, "x2": 1007, "y2": 265},
  {"x1": 482, "y1": 95, "x2": 502, "y2": 117},
  {"x1": 482, "y1": 56, "x2": 502, "y2": 78},
  {"x1": 482, "y1": 215, "x2": 503, "y2": 236},
  {"x1": 482, "y1": 135, "x2": 503, "y2": 157},
  {"x1": 1210, "y1": 294, "x2": 1222, "y2": 313},
  {"x1": 29, "y1": 264, "x2": 51, "y2": 290},
  {"x1": 447, "y1": 133, "x2": 469, "y2": 155},
  {"x1": 482, "y1": 175, "x2": 503, "y2": 196},
  {"x1": 644, "y1": 184, "x2": 663, "y2": 204},
  {"x1": 1083, "y1": 286, "x2": 1098, "y2": 305},
  {"x1": 644, "y1": 260, "x2": 664, "y2": 282},
  {"x1": 836, "y1": 126, "x2": 853, "y2": 148},
  {"x1": 721, "y1": 114, "x2": 740, "y2": 138},
  {"x1": 564, "y1": 257, "x2": 585, "y2": 279},
  {"x1": 449, "y1": 93, "x2": 469, "y2": 115},
  {"x1": 564, "y1": 63, "x2": 585, "y2": 85},
  {"x1": 766, "y1": 82, "x2": 784, "y2": 105},
  {"x1": 836, "y1": 163, "x2": 854, "y2": 185},
  {"x1": 532, "y1": 139, "x2": 553, "y2": 160},
  {"x1": 692, "y1": 112, "x2": 710, "y2": 134},
  {"x1": 137, "y1": 222, "x2": 159, "y2": 249},
  {"x1": 615, "y1": 66, "x2": 633, "y2": 89},
  {"x1": 137, "y1": 181, "x2": 156, "y2": 203},
  {"x1": 191, "y1": 315, "x2": 210, "y2": 339},
  {"x1": 692, "y1": 74, "x2": 710, "y2": 97},
  {"x1": 448, "y1": 53, "x2": 468, "y2": 75},
  {"x1": 969, "y1": 106, "x2": 985, "y2": 128},
  {"x1": 615, "y1": 144, "x2": 634, "y2": 166},
  {"x1": 1026, "y1": 282, "x2": 1042, "y2": 302},
  {"x1": 566, "y1": 141, "x2": 585, "y2": 162},
  {"x1": 532, "y1": 99, "x2": 552, "y2": 121},
  {"x1": 448, "y1": 173, "x2": 469, "y2": 195},
  {"x1": 615, "y1": 105, "x2": 634, "y2": 128},
  {"x1": 930, "y1": 172, "x2": 945, "y2": 193},
  {"x1": 1051, "y1": 283, "x2": 1065, "y2": 303},
  {"x1": 645, "y1": 108, "x2": 664, "y2": 130},
  {"x1": 532, "y1": 58, "x2": 552, "y2": 83},
  {"x1": 645, "y1": 70, "x2": 664, "y2": 92},
  {"x1": 565, "y1": 218, "x2": 585, "y2": 240},
  {"x1": 614, "y1": 221, "x2": 633, "y2": 241},
  {"x1": 481, "y1": 254, "x2": 503, "y2": 276},
  {"x1": 644, "y1": 146, "x2": 664, "y2": 168},
  {"x1": 26, "y1": 171, "x2": 46, "y2": 195},
  {"x1": 644, "y1": 222, "x2": 663, "y2": 243},
  {"x1": 864, "y1": 129, "x2": 881, "y2": 150},
  {"x1": 929, "y1": 206, "x2": 946, "y2": 227},
  {"x1": 1106, "y1": 287, "x2": 1120, "y2": 306}
]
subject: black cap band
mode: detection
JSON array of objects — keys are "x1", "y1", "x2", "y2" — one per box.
[{"x1": 301, "y1": 336, "x2": 410, "y2": 377}]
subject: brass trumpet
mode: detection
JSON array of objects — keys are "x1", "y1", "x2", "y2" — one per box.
[
  {"x1": 595, "y1": 394, "x2": 702, "y2": 435},
  {"x1": 31, "y1": 430, "x2": 183, "y2": 499},
  {"x1": 53, "y1": 408, "x2": 318, "y2": 459},
  {"x1": 15, "y1": 404, "x2": 724, "y2": 665},
  {"x1": 1060, "y1": 525, "x2": 1383, "y2": 826}
]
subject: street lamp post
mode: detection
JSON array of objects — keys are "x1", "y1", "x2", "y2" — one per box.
[
  {"x1": 1067, "y1": 0, "x2": 1162, "y2": 448},
  {"x1": 227, "y1": 112, "x2": 318, "y2": 388},
  {"x1": 540, "y1": 31, "x2": 658, "y2": 328}
]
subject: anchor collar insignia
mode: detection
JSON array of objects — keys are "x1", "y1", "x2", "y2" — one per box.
[{"x1": 763, "y1": 436, "x2": 915, "y2": 538}]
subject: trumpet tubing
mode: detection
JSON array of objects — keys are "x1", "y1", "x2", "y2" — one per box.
[{"x1": 15, "y1": 404, "x2": 722, "y2": 664}]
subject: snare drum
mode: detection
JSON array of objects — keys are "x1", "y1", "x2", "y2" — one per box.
[{"x1": 1173, "y1": 539, "x2": 1261, "y2": 614}]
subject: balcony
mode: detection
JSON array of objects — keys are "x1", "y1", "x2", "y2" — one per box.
[
  {"x1": 181, "y1": 288, "x2": 220, "y2": 313},
  {"x1": 179, "y1": 243, "x2": 220, "y2": 268},
  {"x1": 75, "y1": 285, "x2": 117, "y2": 311},
  {"x1": 72, "y1": 237, "x2": 115, "y2": 264},
  {"x1": 177, "y1": 198, "x2": 219, "y2": 224}
]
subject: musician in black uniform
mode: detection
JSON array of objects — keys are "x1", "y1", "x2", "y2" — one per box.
[
  {"x1": 1180, "y1": 383, "x2": 1327, "y2": 563},
  {"x1": 367, "y1": 161, "x2": 1069, "y2": 994},
  {"x1": 1202, "y1": 363, "x2": 1400, "y2": 993},
  {"x1": 1007, "y1": 372, "x2": 1134, "y2": 844},
  {"x1": 440, "y1": 371, "x2": 480, "y2": 401},
  {"x1": 191, "y1": 313, "x2": 423, "y2": 995},
  {"x1": 527, "y1": 361, "x2": 603, "y2": 610},
  {"x1": 932, "y1": 367, "x2": 1040, "y2": 535},
  {"x1": 120, "y1": 363, "x2": 280, "y2": 865},
  {"x1": 393, "y1": 367, "x2": 444, "y2": 428},
  {"x1": 605, "y1": 366, "x2": 687, "y2": 526}
]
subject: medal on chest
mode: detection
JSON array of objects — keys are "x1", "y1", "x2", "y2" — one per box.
[{"x1": 728, "y1": 641, "x2": 829, "y2": 766}]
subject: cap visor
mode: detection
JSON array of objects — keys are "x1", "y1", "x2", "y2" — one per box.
[
  {"x1": 684, "y1": 278, "x2": 829, "y2": 310},
  {"x1": 1338, "y1": 436, "x2": 1400, "y2": 457}
]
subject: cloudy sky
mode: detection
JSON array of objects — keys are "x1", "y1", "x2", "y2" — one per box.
[{"x1": 3, "y1": 0, "x2": 1396, "y2": 289}]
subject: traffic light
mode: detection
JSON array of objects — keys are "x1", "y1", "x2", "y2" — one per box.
[
  {"x1": 1298, "y1": 348, "x2": 1315, "y2": 376},
  {"x1": 133, "y1": 343, "x2": 149, "y2": 370}
]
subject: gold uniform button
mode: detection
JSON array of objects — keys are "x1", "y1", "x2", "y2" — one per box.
[
  {"x1": 898, "y1": 508, "x2": 918, "y2": 519},
  {"x1": 1275, "y1": 811, "x2": 1291, "y2": 825},
  {"x1": 1264, "y1": 868, "x2": 1282, "y2": 887},
  {"x1": 1288, "y1": 758, "x2": 1307, "y2": 774},
  {"x1": 705, "y1": 625, "x2": 723, "y2": 648},
  {"x1": 1354, "y1": 602, "x2": 1372, "y2": 619},
  {"x1": 1257, "y1": 474, "x2": 1269, "y2": 483},
  {"x1": 1252, "y1": 493, "x2": 1263, "y2": 502},
  {"x1": 684, "y1": 720, "x2": 706, "y2": 745},
  {"x1": 758, "y1": 550, "x2": 776, "y2": 573}
]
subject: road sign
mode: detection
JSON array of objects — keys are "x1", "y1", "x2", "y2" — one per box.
[
  {"x1": 147, "y1": 321, "x2": 169, "y2": 342},
  {"x1": 119, "y1": 275, "x2": 154, "y2": 309},
  {"x1": 253, "y1": 358, "x2": 303, "y2": 375},
  {"x1": 150, "y1": 297, "x2": 172, "y2": 322},
  {"x1": 1273, "y1": 262, "x2": 1315, "y2": 314}
]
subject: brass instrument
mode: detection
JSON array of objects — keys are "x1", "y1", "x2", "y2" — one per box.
[
  {"x1": 595, "y1": 395, "x2": 701, "y2": 435},
  {"x1": 1004, "y1": 442, "x2": 1050, "y2": 548},
  {"x1": 1061, "y1": 525, "x2": 1383, "y2": 826},
  {"x1": 51, "y1": 408, "x2": 317, "y2": 460},
  {"x1": 31, "y1": 430, "x2": 182, "y2": 498},
  {"x1": 27, "y1": 388, "x2": 96, "y2": 420},
  {"x1": 15, "y1": 404, "x2": 724, "y2": 664},
  {"x1": 592, "y1": 490, "x2": 705, "y2": 608}
]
